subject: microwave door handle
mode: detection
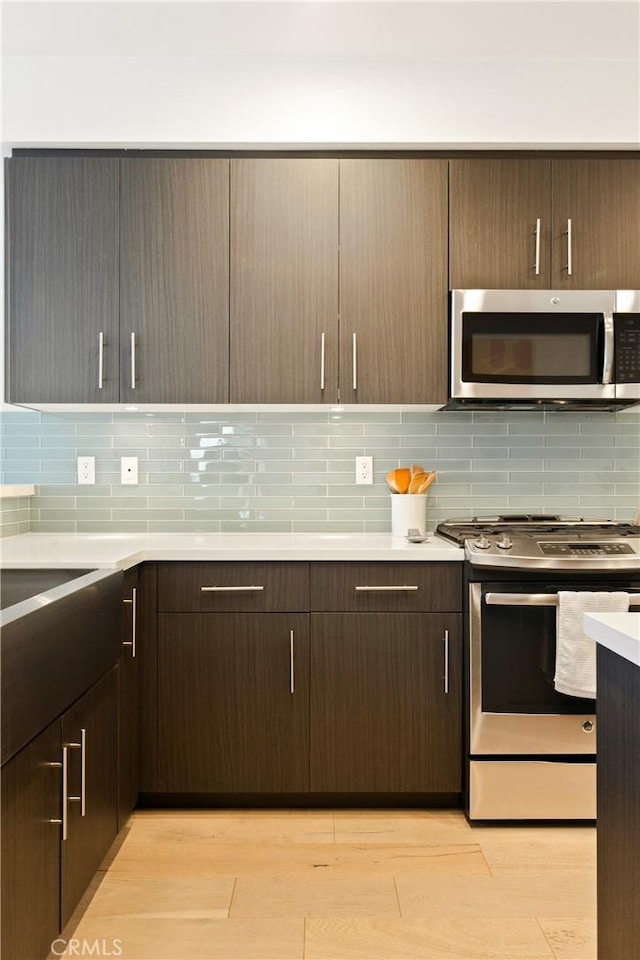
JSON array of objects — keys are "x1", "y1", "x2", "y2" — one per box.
[{"x1": 602, "y1": 313, "x2": 614, "y2": 385}]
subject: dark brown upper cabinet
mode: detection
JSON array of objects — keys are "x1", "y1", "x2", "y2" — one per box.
[
  {"x1": 6, "y1": 157, "x2": 120, "y2": 403},
  {"x1": 230, "y1": 159, "x2": 339, "y2": 403},
  {"x1": 449, "y1": 159, "x2": 552, "y2": 290},
  {"x1": 120, "y1": 159, "x2": 230, "y2": 403},
  {"x1": 340, "y1": 160, "x2": 447, "y2": 403},
  {"x1": 551, "y1": 159, "x2": 640, "y2": 290},
  {"x1": 450, "y1": 158, "x2": 640, "y2": 290},
  {"x1": 339, "y1": 160, "x2": 448, "y2": 404}
]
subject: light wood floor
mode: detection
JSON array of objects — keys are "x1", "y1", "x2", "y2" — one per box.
[{"x1": 58, "y1": 809, "x2": 596, "y2": 960}]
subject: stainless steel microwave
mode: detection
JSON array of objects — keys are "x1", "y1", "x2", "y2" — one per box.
[{"x1": 447, "y1": 289, "x2": 640, "y2": 411}]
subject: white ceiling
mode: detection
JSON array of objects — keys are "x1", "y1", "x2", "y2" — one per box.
[{"x1": 3, "y1": 1, "x2": 639, "y2": 59}]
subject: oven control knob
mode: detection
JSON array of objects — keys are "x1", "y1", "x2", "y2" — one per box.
[
  {"x1": 496, "y1": 535, "x2": 513, "y2": 550},
  {"x1": 582, "y1": 720, "x2": 594, "y2": 734},
  {"x1": 473, "y1": 536, "x2": 492, "y2": 549}
]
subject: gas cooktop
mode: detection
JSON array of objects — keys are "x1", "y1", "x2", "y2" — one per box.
[{"x1": 436, "y1": 515, "x2": 640, "y2": 570}]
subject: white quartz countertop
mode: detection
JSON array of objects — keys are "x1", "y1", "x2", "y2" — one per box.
[
  {"x1": 0, "y1": 531, "x2": 463, "y2": 570},
  {"x1": 584, "y1": 612, "x2": 640, "y2": 668}
]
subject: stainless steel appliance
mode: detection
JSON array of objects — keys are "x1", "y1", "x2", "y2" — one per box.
[
  {"x1": 436, "y1": 515, "x2": 640, "y2": 820},
  {"x1": 447, "y1": 289, "x2": 640, "y2": 410}
]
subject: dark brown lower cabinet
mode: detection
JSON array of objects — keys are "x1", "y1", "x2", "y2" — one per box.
[
  {"x1": 1, "y1": 720, "x2": 62, "y2": 960},
  {"x1": 310, "y1": 613, "x2": 462, "y2": 793},
  {"x1": 597, "y1": 645, "x2": 640, "y2": 960},
  {"x1": 158, "y1": 614, "x2": 310, "y2": 793},
  {"x1": 118, "y1": 567, "x2": 140, "y2": 826},
  {"x1": 61, "y1": 668, "x2": 118, "y2": 927},
  {"x1": 1, "y1": 667, "x2": 119, "y2": 958}
]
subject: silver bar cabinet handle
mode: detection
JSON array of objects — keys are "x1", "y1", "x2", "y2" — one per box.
[
  {"x1": 352, "y1": 333, "x2": 358, "y2": 390},
  {"x1": 566, "y1": 218, "x2": 573, "y2": 275},
  {"x1": 355, "y1": 585, "x2": 419, "y2": 592},
  {"x1": 130, "y1": 332, "x2": 136, "y2": 389},
  {"x1": 602, "y1": 313, "x2": 614, "y2": 385},
  {"x1": 122, "y1": 586, "x2": 137, "y2": 657},
  {"x1": 200, "y1": 585, "x2": 264, "y2": 593},
  {"x1": 98, "y1": 331, "x2": 104, "y2": 390},
  {"x1": 80, "y1": 728, "x2": 86, "y2": 816},
  {"x1": 46, "y1": 757, "x2": 66, "y2": 837},
  {"x1": 534, "y1": 218, "x2": 541, "y2": 275},
  {"x1": 57, "y1": 746, "x2": 69, "y2": 840},
  {"x1": 485, "y1": 592, "x2": 640, "y2": 609},
  {"x1": 443, "y1": 629, "x2": 449, "y2": 694},
  {"x1": 290, "y1": 629, "x2": 295, "y2": 694},
  {"x1": 320, "y1": 332, "x2": 326, "y2": 391},
  {"x1": 66, "y1": 729, "x2": 86, "y2": 816}
]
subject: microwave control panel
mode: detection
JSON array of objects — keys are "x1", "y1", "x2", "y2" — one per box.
[{"x1": 614, "y1": 314, "x2": 640, "y2": 383}]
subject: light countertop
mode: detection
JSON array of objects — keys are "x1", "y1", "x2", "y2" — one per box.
[
  {"x1": 0, "y1": 531, "x2": 463, "y2": 570},
  {"x1": 584, "y1": 612, "x2": 640, "y2": 668}
]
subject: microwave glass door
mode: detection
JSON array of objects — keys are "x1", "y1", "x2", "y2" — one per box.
[{"x1": 461, "y1": 313, "x2": 603, "y2": 384}]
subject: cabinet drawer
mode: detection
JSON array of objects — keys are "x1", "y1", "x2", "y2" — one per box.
[
  {"x1": 310, "y1": 562, "x2": 461, "y2": 612},
  {"x1": 158, "y1": 562, "x2": 309, "y2": 612}
]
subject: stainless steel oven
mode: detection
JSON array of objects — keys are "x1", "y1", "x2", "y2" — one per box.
[
  {"x1": 448, "y1": 289, "x2": 640, "y2": 410},
  {"x1": 436, "y1": 515, "x2": 640, "y2": 820}
]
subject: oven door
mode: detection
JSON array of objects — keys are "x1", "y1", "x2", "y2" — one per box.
[
  {"x1": 451, "y1": 289, "x2": 616, "y2": 401},
  {"x1": 469, "y1": 581, "x2": 600, "y2": 756}
]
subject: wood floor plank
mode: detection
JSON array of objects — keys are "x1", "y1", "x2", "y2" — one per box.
[
  {"x1": 127, "y1": 813, "x2": 335, "y2": 845},
  {"x1": 395, "y1": 874, "x2": 595, "y2": 919},
  {"x1": 479, "y1": 831, "x2": 596, "y2": 875},
  {"x1": 80, "y1": 875, "x2": 236, "y2": 919},
  {"x1": 61, "y1": 917, "x2": 304, "y2": 959},
  {"x1": 230, "y1": 874, "x2": 399, "y2": 918},
  {"x1": 537, "y1": 918, "x2": 597, "y2": 960},
  {"x1": 304, "y1": 917, "x2": 555, "y2": 959},
  {"x1": 334, "y1": 812, "x2": 474, "y2": 845},
  {"x1": 106, "y1": 841, "x2": 489, "y2": 879}
]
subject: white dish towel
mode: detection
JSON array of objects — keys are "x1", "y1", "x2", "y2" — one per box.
[{"x1": 554, "y1": 591, "x2": 630, "y2": 699}]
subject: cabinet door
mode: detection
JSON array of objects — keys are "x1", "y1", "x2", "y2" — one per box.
[
  {"x1": 552, "y1": 159, "x2": 640, "y2": 289},
  {"x1": 449, "y1": 159, "x2": 552, "y2": 289},
  {"x1": 310, "y1": 613, "x2": 461, "y2": 793},
  {"x1": 1, "y1": 721, "x2": 62, "y2": 960},
  {"x1": 158, "y1": 614, "x2": 309, "y2": 792},
  {"x1": 230, "y1": 159, "x2": 339, "y2": 402},
  {"x1": 120, "y1": 159, "x2": 230, "y2": 403},
  {"x1": 340, "y1": 160, "x2": 448, "y2": 403},
  {"x1": 6, "y1": 157, "x2": 119, "y2": 402},
  {"x1": 61, "y1": 668, "x2": 118, "y2": 927},
  {"x1": 118, "y1": 567, "x2": 140, "y2": 827}
]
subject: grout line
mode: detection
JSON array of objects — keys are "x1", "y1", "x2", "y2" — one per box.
[
  {"x1": 535, "y1": 916, "x2": 559, "y2": 960},
  {"x1": 478, "y1": 843, "x2": 495, "y2": 878},
  {"x1": 392, "y1": 876, "x2": 403, "y2": 918},
  {"x1": 227, "y1": 876, "x2": 238, "y2": 919}
]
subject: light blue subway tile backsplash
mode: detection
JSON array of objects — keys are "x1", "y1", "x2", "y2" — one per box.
[
  {"x1": 0, "y1": 496, "x2": 32, "y2": 537},
  {"x1": 1, "y1": 410, "x2": 638, "y2": 533}
]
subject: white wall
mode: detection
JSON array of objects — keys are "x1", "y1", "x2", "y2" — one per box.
[{"x1": 2, "y1": 1, "x2": 639, "y2": 148}]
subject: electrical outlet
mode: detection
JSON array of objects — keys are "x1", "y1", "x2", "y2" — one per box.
[
  {"x1": 77, "y1": 456, "x2": 95, "y2": 485},
  {"x1": 121, "y1": 456, "x2": 139, "y2": 485},
  {"x1": 355, "y1": 456, "x2": 373, "y2": 485}
]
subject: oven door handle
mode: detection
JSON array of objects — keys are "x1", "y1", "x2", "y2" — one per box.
[{"x1": 485, "y1": 592, "x2": 640, "y2": 609}]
